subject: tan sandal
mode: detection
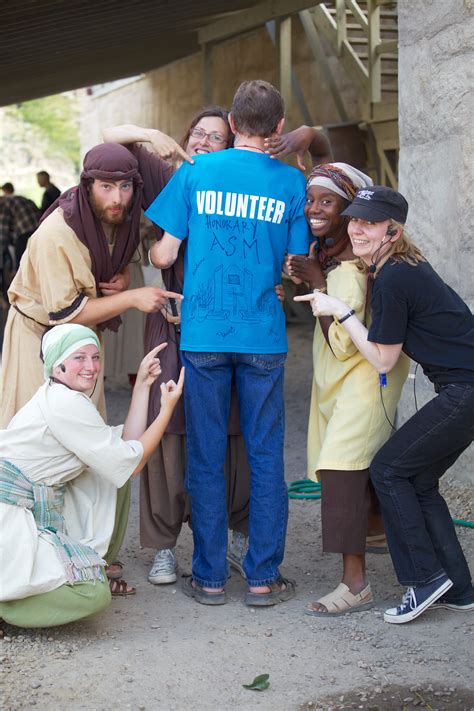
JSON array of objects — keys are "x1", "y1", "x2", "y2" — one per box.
[{"x1": 305, "y1": 583, "x2": 373, "y2": 617}]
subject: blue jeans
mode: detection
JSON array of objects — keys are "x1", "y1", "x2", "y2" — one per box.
[
  {"x1": 181, "y1": 351, "x2": 288, "y2": 588},
  {"x1": 370, "y1": 383, "x2": 474, "y2": 604}
]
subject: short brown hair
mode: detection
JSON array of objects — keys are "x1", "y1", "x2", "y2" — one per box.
[{"x1": 231, "y1": 80, "x2": 284, "y2": 137}]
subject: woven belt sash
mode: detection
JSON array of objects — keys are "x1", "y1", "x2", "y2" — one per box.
[{"x1": 0, "y1": 460, "x2": 105, "y2": 584}]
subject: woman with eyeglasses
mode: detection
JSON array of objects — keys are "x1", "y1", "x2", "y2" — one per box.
[
  {"x1": 103, "y1": 108, "x2": 249, "y2": 588},
  {"x1": 103, "y1": 109, "x2": 331, "y2": 588}
]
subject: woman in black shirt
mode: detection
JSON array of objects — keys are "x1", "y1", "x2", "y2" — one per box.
[{"x1": 296, "y1": 186, "x2": 474, "y2": 624}]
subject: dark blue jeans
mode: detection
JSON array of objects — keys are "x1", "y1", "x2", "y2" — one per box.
[
  {"x1": 371, "y1": 383, "x2": 474, "y2": 604},
  {"x1": 181, "y1": 351, "x2": 288, "y2": 588}
]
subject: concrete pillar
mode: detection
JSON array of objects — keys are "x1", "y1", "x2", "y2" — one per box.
[{"x1": 397, "y1": 0, "x2": 474, "y2": 483}]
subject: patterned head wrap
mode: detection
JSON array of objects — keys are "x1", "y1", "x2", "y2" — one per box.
[
  {"x1": 307, "y1": 162, "x2": 373, "y2": 201},
  {"x1": 42, "y1": 324, "x2": 100, "y2": 380}
]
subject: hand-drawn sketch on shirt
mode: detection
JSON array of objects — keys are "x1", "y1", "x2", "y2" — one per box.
[{"x1": 188, "y1": 264, "x2": 278, "y2": 325}]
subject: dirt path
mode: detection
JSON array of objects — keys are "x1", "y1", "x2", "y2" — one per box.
[{"x1": 1, "y1": 323, "x2": 473, "y2": 710}]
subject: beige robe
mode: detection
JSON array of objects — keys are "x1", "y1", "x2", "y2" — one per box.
[
  {"x1": 0, "y1": 208, "x2": 105, "y2": 427},
  {"x1": 104, "y1": 260, "x2": 145, "y2": 383}
]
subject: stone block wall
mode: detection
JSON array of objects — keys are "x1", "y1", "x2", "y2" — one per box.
[{"x1": 397, "y1": 0, "x2": 473, "y2": 483}]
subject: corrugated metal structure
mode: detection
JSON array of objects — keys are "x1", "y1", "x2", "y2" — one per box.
[{"x1": 0, "y1": 0, "x2": 258, "y2": 105}]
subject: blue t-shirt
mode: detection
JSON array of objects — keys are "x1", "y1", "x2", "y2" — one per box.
[{"x1": 145, "y1": 149, "x2": 310, "y2": 353}]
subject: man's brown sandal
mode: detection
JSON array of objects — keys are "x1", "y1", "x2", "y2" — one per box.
[
  {"x1": 245, "y1": 576, "x2": 296, "y2": 607},
  {"x1": 182, "y1": 575, "x2": 227, "y2": 605}
]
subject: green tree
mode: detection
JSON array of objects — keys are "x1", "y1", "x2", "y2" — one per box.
[{"x1": 13, "y1": 93, "x2": 80, "y2": 170}]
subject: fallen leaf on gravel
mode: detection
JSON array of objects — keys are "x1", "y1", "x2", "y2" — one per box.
[{"x1": 243, "y1": 673, "x2": 270, "y2": 691}]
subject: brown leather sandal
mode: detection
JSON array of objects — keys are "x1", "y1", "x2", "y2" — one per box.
[{"x1": 109, "y1": 578, "x2": 136, "y2": 596}]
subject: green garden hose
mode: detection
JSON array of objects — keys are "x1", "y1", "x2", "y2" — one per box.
[
  {"x1": 452, "y1": 518, "x2": 474, "y2": 529},
  {"x1": 288, "y1": 479, "x2": 473, "y2": 528},
  {"x1": 288, "y1": 479, "x2": 321, "y2": 500}
]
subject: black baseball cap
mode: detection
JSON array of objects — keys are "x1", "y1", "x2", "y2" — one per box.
[{"x1": 341, "y1": 185, "x2": 409, "y2": 224}]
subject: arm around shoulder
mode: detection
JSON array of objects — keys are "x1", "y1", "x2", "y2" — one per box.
[
  {"x1": 103, "y1": 124, "x2": 192, "y2": 164},
  {"x1": 265, "y1": 125, "x2": 332, "y2": 170}
]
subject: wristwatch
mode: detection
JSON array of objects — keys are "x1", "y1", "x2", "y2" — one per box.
[{"x1": 337, "y1": 309, "x2": 355, "y2": 324}]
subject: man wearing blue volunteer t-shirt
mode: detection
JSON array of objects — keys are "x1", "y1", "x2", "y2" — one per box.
[{"x1": 146, "y1": 80, "x2": 309, "y2": 606}]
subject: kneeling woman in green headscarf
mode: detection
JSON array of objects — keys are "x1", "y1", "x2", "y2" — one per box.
[{"x1": 0, "y1": 323, "x2": 183, "y2": 628}]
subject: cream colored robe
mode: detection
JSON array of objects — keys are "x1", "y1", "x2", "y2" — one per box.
[{"x1": 0, "y1": 381, "x2": 143, "y2": 601}]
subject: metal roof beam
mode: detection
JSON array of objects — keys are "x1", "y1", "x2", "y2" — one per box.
[{"x1": 198, "y1": 0, "x2": 321, "y2": 45}]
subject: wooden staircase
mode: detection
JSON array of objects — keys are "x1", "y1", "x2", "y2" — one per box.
[{"x1": 300, "y1": 0, "x2": 400, "y2": 187}]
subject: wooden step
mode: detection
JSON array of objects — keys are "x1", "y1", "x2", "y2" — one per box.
[
  {"x1": 344, "y1": 29, "x2": 398, "y2": 42},
  {"x1": 343, "y1": 24, "x2": 398, "y2": 34},
  {"x1": 325, "y1": 6, "x2": 398, "y2": 20},
  {"x1": 321, "y1": 1, "x2": 398, "y2": 19},
  {"x1": 355, "y1": 51, "x2": 398, "y2": 59}
]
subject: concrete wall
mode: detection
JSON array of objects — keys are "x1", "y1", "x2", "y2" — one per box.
[
  {"x1": 80, "y1": 23, "x2": 361, "y2": 151},
  {"x1": 397, "y1": 0, "x2": 473, "y2": 483}
]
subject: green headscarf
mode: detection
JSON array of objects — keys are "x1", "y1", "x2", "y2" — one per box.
[{"x1": 42, "y1": 324, "x2": 100, "y2": 380}]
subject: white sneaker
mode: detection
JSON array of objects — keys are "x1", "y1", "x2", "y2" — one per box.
[
  {"x1": 148, "y1": 548, "x2": 177, "y2": 584},
  {"x1": 226, "y1": 531, "x2": 248, "y2": 579}
]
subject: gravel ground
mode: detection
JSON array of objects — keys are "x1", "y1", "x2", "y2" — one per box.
[{"x1": 1, "y1": 323, "x2": 473, "y2": 710}]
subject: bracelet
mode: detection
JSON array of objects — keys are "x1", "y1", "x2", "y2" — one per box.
[
  {"x1": 313, "y1": 286, "x2": 327, "y2": 294},
  {"x1": 338, "y1": 309, "x2": 355, "y2": 324}
]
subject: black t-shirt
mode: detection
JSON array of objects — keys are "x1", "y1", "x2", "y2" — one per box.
[
  {"x1": 368, "y1": 259, "x2": 474, "y2": 385},
  {"x1": 41, "y1": 184, "x2": 61, "y2": 214}
]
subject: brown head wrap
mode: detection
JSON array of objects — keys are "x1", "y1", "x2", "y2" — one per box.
[{"x1": 41, "y1": 143, "x2": 144, "y2": 332}]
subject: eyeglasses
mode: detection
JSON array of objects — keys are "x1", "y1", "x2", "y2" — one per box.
[{"x1": 189, "y1": 127, "x2": 227, "y2": 145}]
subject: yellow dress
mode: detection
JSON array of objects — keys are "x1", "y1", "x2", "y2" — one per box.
[{"x1": 307, "y1": 260, "x2": 410, "y2": 479}]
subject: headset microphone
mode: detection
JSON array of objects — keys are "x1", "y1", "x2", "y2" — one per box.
[
  {"x1": 369, "y1": 231, "x2": 396, "y2": 273},
  {"x1": 60, "y1": 364, "x2": 66, "y2": 373}
]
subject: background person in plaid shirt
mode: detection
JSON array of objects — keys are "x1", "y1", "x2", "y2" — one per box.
[{"x1": 0, "y1": 191, "x2": 40, "y2": 268}]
